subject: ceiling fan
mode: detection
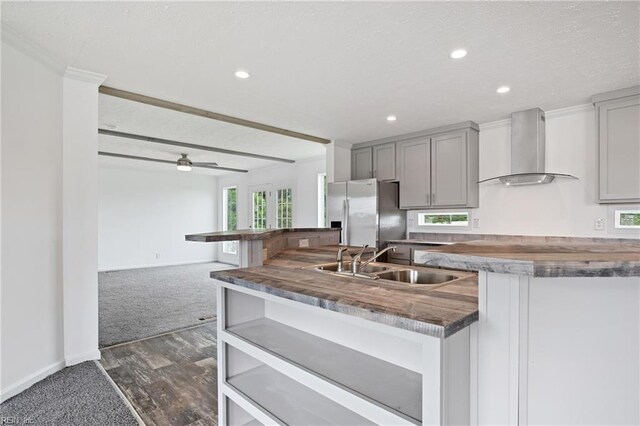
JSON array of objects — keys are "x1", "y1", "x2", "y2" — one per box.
[
  {"x1": 97, "y1": 151, "x2": 248, "y2": 173},
  {"x1": 176, "y1": 153, "x2": 217, "y2": 172}
]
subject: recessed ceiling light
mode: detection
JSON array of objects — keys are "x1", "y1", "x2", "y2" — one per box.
[
  {"x1": 497, "y1": 86, "x2": 511, "y2": 94},
  {"x1": 450, "y1": 49, "x2": 467, "y2": 59},
  {"x1": 235, "y1": 70, "x2": 250, "y2": 79},
  {"x1": 387, "y1": 115, "x2": 397, "y2": 122},
  {"x1": 103, "y1": 123, "x2": 118, "y2": 130}
]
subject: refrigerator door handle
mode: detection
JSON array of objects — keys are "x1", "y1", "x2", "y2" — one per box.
[{"x1": 344, "y1": 199, "x2": 349, "y2": 245}]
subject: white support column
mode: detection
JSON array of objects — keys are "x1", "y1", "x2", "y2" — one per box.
[
  {"x1": 325, "y1": 141, "x2": 352, "y2": 183},
  {"x1": 474, "y1": 271, "x2": 530, "y2": 426},
  {"x1": 62, "y1": 67, "x2": 106, "y2": 365}
]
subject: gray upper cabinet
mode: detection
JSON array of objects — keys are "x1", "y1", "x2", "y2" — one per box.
[
  {"x1": 352, "y1": 121, "x2": 479, "y2": 209},
  {"x1": 431, "y1": 130, "x2": 479, "y2": 208},
  {"x1": 431, "y1": 131, "x2": 467, "y2": 206},
  {"x1": 398, "y1": 138, "x2": 431, "y2": 208},
  {"x1": 593, "y1": 87, "x2": 640, "y2": 204},
  {"x1": 373, "y1": 143, "x2": 396, "y2": 181},
  {"x1": 352, "y1": 147, "x2": 373, "y2": 180}
]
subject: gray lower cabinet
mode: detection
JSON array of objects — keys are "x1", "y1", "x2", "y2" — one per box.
[
  {"x1": 398, "y1": 138, "x2": 431, "y2": 208},
  {"x1": 352, "y1": 147, "x2": 373, "y2": 180},
  {"x1": 593, "y1": 87, "x2": 640, "y2": 203}
]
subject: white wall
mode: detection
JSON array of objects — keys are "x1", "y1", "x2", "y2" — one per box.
[
  {"x1": 217, "y1": 156, "x2": 326, "y2": 231},
  {"x1": 1, "y1": 41, "x2": 65, "y2": 399},
  {"x1": 326, "y1": 141, "x2": 351, "y2": 183},
  {"x1": 98, "y1": 165, "x2": 218, "y2": 271},
  {"x1": 62, "y1": 68, "x2": 105, "y2": 366},
  {"x1": 408, "y1": 104, "x2": 639, "y2": 239}
]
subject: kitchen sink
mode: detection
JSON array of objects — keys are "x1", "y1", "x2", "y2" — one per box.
[
  {"x1": 374, "y1": 270, "x2": 457, "y2": 285},
  {"x1": 312, "y1": 262, "x2": 391, "y2": 274}
]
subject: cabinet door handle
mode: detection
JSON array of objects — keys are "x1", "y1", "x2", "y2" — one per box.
[
  {"x1": 426, "y1": 193, "x2": 430, "y2": 205},
  {"x1": 433, "y1": 193, "x2": 436, "y2": 204}
]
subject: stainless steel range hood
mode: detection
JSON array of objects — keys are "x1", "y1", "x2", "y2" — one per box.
[{"x1": 479, "y1": 108, "x2": 577, "y2": 186}]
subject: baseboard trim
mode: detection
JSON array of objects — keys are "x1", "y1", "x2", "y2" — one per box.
[
  {"x1": 0, "y1": 360, "x2": 66, "y2": 403},
  {"x1": 65, "y1": 349, "x2": 101, "y2": 366},
  {"x1": 98, "y1": 259, "x2": 218, "y2": 272}
]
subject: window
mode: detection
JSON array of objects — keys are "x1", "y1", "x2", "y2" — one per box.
[
  {"x1": 418, "y1": 211, "x2": 469, "y2": 227},
  {"x1": 318, "y1": 173, "x2": 327, "y2": 227},
  {"x1": 615, "y1": 209, "x2": 640, "y2": 229},
  {"x1": 252, "y1": 190, "x2": 268, "y2": 230},
  {"x1": 276, "y1": 188, "x2": 293, "y2": 229},
  {"x1": 222, "y1": 186, "x2": 238, "y2": 254}
]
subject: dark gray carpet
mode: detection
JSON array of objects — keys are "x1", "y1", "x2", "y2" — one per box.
[
  {"x1": 0, "y1": 361, "x2": 138, "y2": 426},
  {"x1": 99, "y1": 262, "x2": 234, "y2": 348}
]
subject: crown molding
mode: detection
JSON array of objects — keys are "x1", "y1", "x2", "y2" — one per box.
[
  {"x1": 479, "y1": 103, "x2": 594, "y2": 131},
  {"x1": 331, "y1": 140, "x2": 353, "y2": 149},
  {"x1": 545, "y1": 103, "x2": 593, "y2": 118},
  {"x1": 479, "y1": 118, "x2": 511, "y2": 131},
  {"x1": 1, "y1": 23, "x2": 65, "y2": 74},
  {"x1": 64, "y1": 67, "x2": 107, "y2": 85}
]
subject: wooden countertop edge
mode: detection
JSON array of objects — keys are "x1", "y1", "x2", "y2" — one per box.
[
  {"x1": 186, "y1": 228, "x2": 340, "y2": 242},
  {"x1": 210, "y1": 260, "x2": 479, "y2": 339},
  {"x1": 413, "y1": 243, "x2": 640, "y2": 278}
]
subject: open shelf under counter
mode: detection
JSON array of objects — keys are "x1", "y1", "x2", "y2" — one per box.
[
  {"x1": 218, "y1": 281, "x2": 472, "y2": 425},
  {"x1": 226, "y1": 317, "x2": 422, "y2": 423},
  {"x1": 227, "y1": 364, "x2": 372, "y2": 426}
]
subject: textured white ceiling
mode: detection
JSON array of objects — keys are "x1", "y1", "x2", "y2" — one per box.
[
  {"x1": 98, "y1": 94, "x2": 326, "y2": 175},
  {"x1": 3, "y1": 1, "x2": 639, "y2": 146}
]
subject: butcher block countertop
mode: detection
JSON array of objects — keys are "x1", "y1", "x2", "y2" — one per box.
[
  {"x1": 185, "y1": 227, "x2": 338, "y2": 242},
  {"x1": 413, "y1": 240, "x2": 640, "y2": 277},
  {"x1": 211, "y1": 246, "x2": 478, "y2": 338}
]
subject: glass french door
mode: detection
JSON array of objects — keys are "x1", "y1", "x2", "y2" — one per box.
[{"x1": 249, "y1": 184, "x2": 294, "y2": 230}]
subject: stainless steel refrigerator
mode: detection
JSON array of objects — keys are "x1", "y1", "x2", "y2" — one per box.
[{"x1": 327, "y1": 178, "x2": 406, "y2": 248}]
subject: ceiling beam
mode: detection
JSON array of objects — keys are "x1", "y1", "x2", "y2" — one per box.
[
  {"x1": 98, "y1": 151, "x2": 249, "y2": 173},
  {"x1": 99, "y1": 128, "x2": 295, "y2": 164},
  {"x1": 99, "y1": 86, "x2": 331, "y2": 145}
]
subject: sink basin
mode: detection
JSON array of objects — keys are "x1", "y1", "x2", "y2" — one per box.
[
  {"x1": 374, "y1": 270, "x2": 457, "y2": 285},
  {"x1": 312, "y1": 262, "x2": 391, "y2": 274}
]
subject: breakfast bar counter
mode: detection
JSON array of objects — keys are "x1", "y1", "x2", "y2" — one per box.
[{"x1": 212, "y1": 246, "x2": 478, "y2": 338}]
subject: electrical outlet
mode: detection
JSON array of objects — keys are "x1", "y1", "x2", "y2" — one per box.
[
  {"x1": 155, "y1": 253, "x2": 160, "y2": 259},
  {"x1": 473, "y1": 218, "x2": 480, "y2": 228},
  {"x1": 299, "y1": 239, "x2": 310, "y2": 248},
  {"x1": 594, "y1": 218, "x2": 605, "y2": 231}
]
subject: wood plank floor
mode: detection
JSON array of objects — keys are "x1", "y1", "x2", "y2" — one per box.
[{"x1": 100, "y1": 322, "x2": 217, "y2": 426}]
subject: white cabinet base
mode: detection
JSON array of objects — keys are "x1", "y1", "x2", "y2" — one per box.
[
  {"x1": 474, "y1": 272, "x2": 640, "y2": 425},
  {"x1": 216, "y1": 282, "x2": 471, "y2": 425}
]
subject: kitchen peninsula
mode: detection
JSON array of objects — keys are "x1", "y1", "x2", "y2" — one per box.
[
  {"x1": 415, "y1": 240, "x2": 640, "y2": 425},
  {"x1": 209, "y1": 246, "x2": 479, "y2": 425}
]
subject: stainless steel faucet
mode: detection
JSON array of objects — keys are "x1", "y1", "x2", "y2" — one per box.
[
  {"x1": 350, "y1": 245, "x2": 370, "y2": 274},
  {"x1": 336, "y1": 247, "x2": 350, "y2": 272},
  {"x1": 360, "y1": 246, "x2": 397, "y2": 268}
]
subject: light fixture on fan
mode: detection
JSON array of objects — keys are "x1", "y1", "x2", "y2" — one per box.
[
  {"x1": 176, "y1": 154, "x2": 218, "y2": 172},
  {"x1": 177, "y1": 154, "x2": 192, "y2": 171}
]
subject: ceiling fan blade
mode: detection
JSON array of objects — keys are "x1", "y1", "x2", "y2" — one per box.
[
  {"x1": 98, "y1": 152, "x2": 248, "y2": 173},
  {"x1": 192, "y1": 162, "x2": 219, "y2": 167}
]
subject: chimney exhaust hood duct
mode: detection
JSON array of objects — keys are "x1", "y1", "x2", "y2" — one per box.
[{"x1": 479, "y1": 107, "x2": 577, "y2": 186}]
